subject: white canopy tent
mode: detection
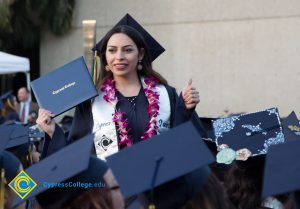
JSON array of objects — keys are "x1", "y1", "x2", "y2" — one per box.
[{"x1": 0, "y1": 51, "x2": 31, "y2": 92}]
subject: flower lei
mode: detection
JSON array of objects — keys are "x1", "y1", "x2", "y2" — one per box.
[{"x1": 100, "y1": 77, "x2": 160, "y2": 148}]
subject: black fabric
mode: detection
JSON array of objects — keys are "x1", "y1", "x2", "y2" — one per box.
[
  {"x1": 116, "y1": 88, "x2": 150, "y2": 144},
  {"x1": 294, "y1": 191, "x2": 300, "y2": 209}
]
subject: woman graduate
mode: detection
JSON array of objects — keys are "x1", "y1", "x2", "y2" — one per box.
[
  {"x1": 38, "y1": 14, "x2": 206, "y2": 159},
  {"x1": 37, "y1": 14, "x2": 206, "y2": 209}
]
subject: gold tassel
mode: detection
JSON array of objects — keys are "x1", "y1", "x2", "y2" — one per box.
[
  {"x1": 0, "y1": 168, "x2": 6, "y2": 209},
  {"x1": 148, "y1": 204, "x2": 155, "y2": 209},
  {"x1": 93, "y1": 50, "x2": 98, "y2": 85},
  {"x1": 28, "y1": 144, "x2": 33, "y2": 166}
]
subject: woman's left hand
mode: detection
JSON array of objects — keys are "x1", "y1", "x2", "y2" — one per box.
[{"x1": 182, "y1": 79, "x2": 200, "y2": 110}]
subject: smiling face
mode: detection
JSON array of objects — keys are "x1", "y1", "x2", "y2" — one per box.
[{"x1": 105, "y1": 33, "x2": 144, "y2": 79}]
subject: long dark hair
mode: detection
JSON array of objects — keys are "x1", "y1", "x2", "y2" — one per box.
[
  {"x1": 1, "y1": 95, "x2": 17, "y2": 117},
  {"x1": 96, "y1": 25, "x2": 167, "y2": 88},
  {"x1": 181, "y1": 173, "x2": 234, "y2": 209},
  {"x1": 224, "y1": 156, "x2": 266, "y2": 209}
]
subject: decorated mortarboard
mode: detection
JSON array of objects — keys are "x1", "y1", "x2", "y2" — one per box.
[
  {"x1": 106, "y1": 121, "x2": 214, "y2": 204},
  {"x1": 13, "y1": 133, "x2": 108, "y2": 208},
  {"x1": 28, "y1": 125, "x2": 45, "y2": 140},
  {"x1": 262, "y1": 139, "x2": 300, "y2": 197},
  {"x1": 212, "y1": 108, "x2": 285, "y2": 165},
  {"x1": 281, "y1": 111, "x2": 300, "y2": 141},
  {"x1": 93, "y1": 13, "x2": 165, "y2": 62}
]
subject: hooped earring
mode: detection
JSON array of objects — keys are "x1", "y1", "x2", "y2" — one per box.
[
  {"x1": 105, "y1": 65, "x2": 110, "y2": 71},
  {"x1": 137, "y1": 60, "x2": 143, "y2": 71}
]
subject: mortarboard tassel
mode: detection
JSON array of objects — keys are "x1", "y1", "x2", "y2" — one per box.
[
  {"x1": 148, "y1": 204, "x2": 155, "y2": 209},
  {"x1": 0, "y1": 168, "x2": 6, "y2": 209},
  {"x1": 28, "y1": 143, "x2": 33, "y2": 166},
  {"x1": 92, "y1": 50, "x2": 98, "y2": 85}
]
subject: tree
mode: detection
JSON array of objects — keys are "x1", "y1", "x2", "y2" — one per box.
[{"x1": 0, "y1": 0, "x2": 75, "y2": 51}]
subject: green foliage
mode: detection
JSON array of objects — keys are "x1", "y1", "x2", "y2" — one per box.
[
  {"x1": 45, "y1": 0, "x2": 76, "y2": 35},
  {"x1": 0, "y1": 0, "x2": 12, "y2": 33},
  {"x1": 0, "y1": 0, "x2": 76, "y2": 51}
]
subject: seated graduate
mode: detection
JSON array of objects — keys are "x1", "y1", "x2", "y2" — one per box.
[
  {"x1": 208, "y1": 108, "x2": 288, "y2": 209},
  {"x1": 13, "y1": 134, "x2": 124, "y2": 209},
  {"x1": 37, "y1": 13, "x2": 206, "y2": 160},
  {"x1": 0, "y1": 125, "x2": 24, "y2": 209}
]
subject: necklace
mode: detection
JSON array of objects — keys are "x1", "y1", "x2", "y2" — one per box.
[
  {"x1": 100, "y1": 77, "x2": 160, "y2": 148},
  {"x1": 126, "y1": 96, "x2": 137, "y2": 105}
]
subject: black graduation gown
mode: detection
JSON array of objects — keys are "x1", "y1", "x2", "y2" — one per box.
[
  {"x1": 42, "y1": 84, "x2": 207, "y2": 209},
  {"x1": 43, "y1": 84, "x2": 206, "y2": 156}
]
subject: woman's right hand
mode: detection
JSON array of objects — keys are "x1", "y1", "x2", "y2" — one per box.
[{"x1": 36, "y1": 108, "x2": 55, "y2": 138}]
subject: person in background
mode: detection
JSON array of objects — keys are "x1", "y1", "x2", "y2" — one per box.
[
  {"x1": 0, "y1": 91, "x2": 19, "y2": 124},
  {"x1": 17, "y1": 87, "x2": 38, "y2": 125}
]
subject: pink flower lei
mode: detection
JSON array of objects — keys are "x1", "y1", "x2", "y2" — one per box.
[{"x1": 100, "y1": 77, "x2": 160, "y2": 148}]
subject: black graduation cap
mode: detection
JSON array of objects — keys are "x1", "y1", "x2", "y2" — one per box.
[
  {"x1": 106, "y1": 121, "x2": 215, "y2": 200},
  {"x1": 2, "y1": 122, "x2": 44, "y2": 148},
  {"x1": 0, "y1": 90, "x2": 13, "y2": 100},
  {"x1": 13, "y1": 133, "x2": 108, "y2": 208},
  {"x1": 0, "y1": 91, "x2": 14, "y2": 109},
  {"x1": 93, "y1": 13, "x2": 165, "y2": 62},
  {"x1": 262, "y1": 139, "x2": 300, "y2": 197},
  {"x1": 4, "y1": 123, "x2": 29, "y2": 149},
  {"x1": 0, "y1": 124, "x2": 14, "y2": 151},
  {"x1": 212, "y1": 107, "x2": 285, "y2": 157},
  {"x1": 281, "y1": 111, "x2": 300, "y2": 141}
]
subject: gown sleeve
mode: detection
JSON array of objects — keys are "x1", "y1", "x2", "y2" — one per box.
[{"x1": 42, "y1": 100, "x2": 94, "y2": 158}]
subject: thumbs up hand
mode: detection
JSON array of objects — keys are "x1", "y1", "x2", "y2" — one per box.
[{"x1": 182, "y1": 79, "x2": 200, "y2": 110}]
